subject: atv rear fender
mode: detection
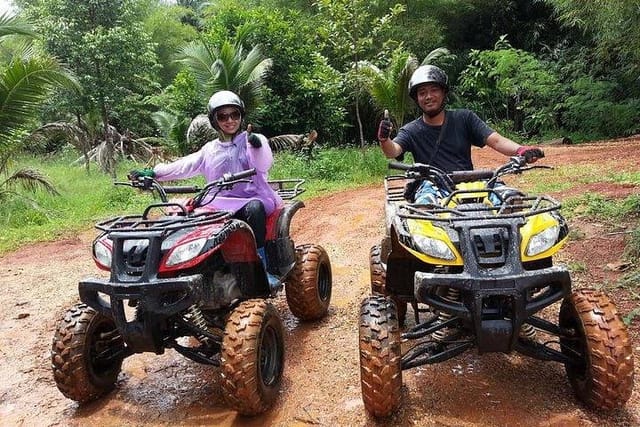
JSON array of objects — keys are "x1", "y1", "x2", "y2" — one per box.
[{"x1": 265, "y1": 200, "x2": 304, "y2": 277}]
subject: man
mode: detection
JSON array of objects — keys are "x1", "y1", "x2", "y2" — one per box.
[{"x1": 377, "y1": 65, "x2": 544, "y2": 204}]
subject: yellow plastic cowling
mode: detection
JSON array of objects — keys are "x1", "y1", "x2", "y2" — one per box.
[
  {"x1": 405, "y1": 219, "x2": 463, "y2": 266},
  {"x1": 520, "y1": 212, "x2": 567, "y2": 261}
]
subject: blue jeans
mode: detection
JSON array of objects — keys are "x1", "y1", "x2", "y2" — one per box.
[{"x1": 414, "y1": 181, "x2": 506, "y2": 206}]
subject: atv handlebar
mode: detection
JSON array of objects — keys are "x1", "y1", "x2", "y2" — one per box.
[
  {"x1": 116, "y1": 168, "x2": 258, "y2": 206},
  {"x1": 390, "y1": 156, "x2": 552, "y2": 192}
]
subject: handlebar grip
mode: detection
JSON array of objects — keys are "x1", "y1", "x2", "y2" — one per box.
[
  {"x1": 388, "y1": 161, "x2": 412, "y2": 171},
  {"x1": 224, "y1": 168, "x2": 257, "y2": 182},
  {"x1": 163, "y1": 186, "x2": 201, "y2": 194}
]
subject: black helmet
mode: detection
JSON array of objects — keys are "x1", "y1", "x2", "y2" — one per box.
[
  {"x1": 408, "y1": 65, "x2": 449, "y2": 100},
  {"x1": 207, "y1": 90, "x2": 245, "y2": 128}
]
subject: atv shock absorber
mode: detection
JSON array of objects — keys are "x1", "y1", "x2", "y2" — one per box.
[
  {"x1": 433, "y1": 287, "x2": 460, "y2": 341},
  {"x1": 519, "y1": 323, "x2": 537, "y2": 340},
  {"x1": 187, "y1": 304, "x2": 211, "y2": 345}
]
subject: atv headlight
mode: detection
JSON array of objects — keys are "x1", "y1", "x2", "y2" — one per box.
[
  {"x1": 94, "y1": 239, "x2": 112, "y2": 269},
  {"x1": 526, "y1": 225, "x2": 560, "y2": 256},
  {"x1": 414, "y1": 235, "x2": 455, "y2": 260},
  {"x1": 165, "y1": 238, "x2": 207, "y2": 266}
]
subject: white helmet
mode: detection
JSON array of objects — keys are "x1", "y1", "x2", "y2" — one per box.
[
  {"x1": 408, "y1": 65, "x2": 449, "y2": 100},
  {"x1": 207, "y1": 90, "x2": 245, "y2": 128}
]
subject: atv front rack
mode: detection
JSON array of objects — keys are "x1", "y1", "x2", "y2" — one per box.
[
  {"x1": 95, "y1": 209, "x2": 231, "y2": 234},
  {"x1": 398, "y1": 193, "x2": 561, "y2": 222}
]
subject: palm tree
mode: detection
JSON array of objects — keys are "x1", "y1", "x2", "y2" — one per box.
[
  {"x1": 0, "y1": 12, "x2": 80, "y2": 201},
  {"x1": 175, "y1": 28, "x2": 272, "y2": 114},
  {"x1": 359, "y1": 49, "x2": 418, "y2": 128},
  {"x1": 360, "y1": 47, "x2": 456, "y2": 128}
]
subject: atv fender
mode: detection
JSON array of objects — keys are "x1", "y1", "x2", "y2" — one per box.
[
  {"x1": 265, "y1": 201, "x2": 303, "y2": 278},
  {"x1": 384, "y1": 225, "x2": 425, "y2": 298},
  {"x1": 219, "y1": 220, "x2": 270, "y2": 296}
]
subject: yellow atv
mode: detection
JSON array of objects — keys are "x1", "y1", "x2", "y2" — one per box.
[{"x1": 360, "y1": 156, "x2": 634, "y2": 417}]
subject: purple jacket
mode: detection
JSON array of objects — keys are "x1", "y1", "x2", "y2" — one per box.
[{"x1": 153, "y1": 131, "x2": 283, "y2": 214}]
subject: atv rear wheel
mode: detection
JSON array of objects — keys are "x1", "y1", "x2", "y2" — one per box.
[
  {"x1": 370, "y1": 245, "x2": 407, "y2": 325},
  {"x1": 359, "y1": 295, "x2": 402, "y2": 417},
  {"x1": 285, "y1": 244, "x2": 332, "y2": 320},
  {"x1": 51, "y1": 303, "x2": 124, "y2": 403},
  {"x1": 559, "y1": 289, "x2": 634, "y2": 409},
  {"x1": 221, "y1": 299, "x2": 285, "y2": 415}
]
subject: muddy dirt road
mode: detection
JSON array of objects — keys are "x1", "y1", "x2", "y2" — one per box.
[{"x1": 1, "y1": 140, "x2": 639, "y2": 426}]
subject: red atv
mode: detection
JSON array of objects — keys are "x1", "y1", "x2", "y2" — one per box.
[{"x1": 51, "y1": 169, "x2": 332, "y2": 415}]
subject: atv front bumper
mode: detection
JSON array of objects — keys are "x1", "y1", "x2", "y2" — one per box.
[
  {"x1": 79, "y1": 274, "x2": 204, "y2": 353},
  {"x1": 414, "y1": 266, "x2": 571, "y2": 353}
]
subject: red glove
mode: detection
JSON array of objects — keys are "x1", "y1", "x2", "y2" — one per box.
[
  {"x1": 516, "y1": 146, "x2": 544, "y2": 163},
  {"x1": 377, "y1": 119, "x2": 392, "y2": 141}
]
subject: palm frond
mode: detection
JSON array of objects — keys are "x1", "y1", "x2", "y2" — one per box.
[
  {"x1": 0, "y1": 57, "x2": 80, "y2": 141},
  {"x1": 360, "y1": 52, "x2": 418, "y2": 125},
  {"x1": 0, "y1": 13, "x2": 35, "y2": 39},
  {"x1": 151, "y1": 110, "x2": 179, "y2": 136},
  {"x1": 186, "y1": 113, "x2": 217, "y2": 145},
  {"x1": 28, "y1": 121, "x2": 89, "y2": 151},
  {"x1": 1, "y1": 167, "x2": 59, "y2": 195},
  {"x1": 175, "y1": 41, "x2": 217, "y2": 87},
  {"x1": 421, "y1": 48, "x2": 456, "y2": 68}
]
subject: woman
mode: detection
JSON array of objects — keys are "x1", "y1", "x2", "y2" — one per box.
[{"x1": 130, "y1": 90, "x2": 282, "y2": 283}]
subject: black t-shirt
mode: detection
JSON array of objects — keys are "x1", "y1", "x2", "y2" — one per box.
[{"x1": 395, "y1": 109, "x2": 494, "y2": 171}]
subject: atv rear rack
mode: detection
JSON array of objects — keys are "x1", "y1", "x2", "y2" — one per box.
[
  {"x1": 269, "y1": 178, "x2": 305, "y2": 200},
  {"x1": 384, "y1": 175, "x2": 411, "y2": 202}
]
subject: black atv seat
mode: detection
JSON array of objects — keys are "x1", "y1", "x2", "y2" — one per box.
[{"x1": 449, "y1": 169, "x2": 494, "y2": 183}]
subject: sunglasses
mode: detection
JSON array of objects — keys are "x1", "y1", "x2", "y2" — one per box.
[{"x1": 216, "y1": 110, "x2": 241, "y2": 122}]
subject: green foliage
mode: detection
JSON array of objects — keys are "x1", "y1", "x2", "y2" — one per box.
[
  {"x1": 458, "y1": 37, "x2": 560, "y2": 136},
  {"x1": 201, "y1": 3, "x2": 347, "y2": 144},
  {"x1": 562, "y1": 194, "x2": 640, "y2": 222},
  {"x1": 359, "y1": 48, "x2": 418, "y2": 128},
  {"x1": 272, "y1": 146, "x2": 386, "y2": 183},
  {"x1": 176, "y1": 33, "x2": 272, "y2": 115},
  {"x1": 143, "y1": 4, "x2": 199, "y2": 85},
  {"x1": 27, "y1": 0, "x2": 161, "y2": 136},
  {"x1": 0, "y1": 13, "x2": 78, "y2": 205},
  {"x1": 0, "y1": 153, "x2": 150, "y2": 253},
  {"x1": 542, "y1": 0, "x2": 640, "y2": 84},
  {"x1": 558, "y1": 77, "x2": 640, "y2": 139}
]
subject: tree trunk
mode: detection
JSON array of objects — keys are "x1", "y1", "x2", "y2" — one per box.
[{"x1": 76, "y1": 112, "x2": 90, "y2": 174}]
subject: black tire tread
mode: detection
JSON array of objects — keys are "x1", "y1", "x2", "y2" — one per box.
[
  {"x1": 370, "y1": 245, "x2": 407, "y2": 325},
  {"x1": 51, "y1": 303, "x2": 122, "y2": 403},
  {"x1": 285, "y1": 244, "x2": 332, "y2": 320},
  {"x1": 359, "y1": 295, "x2": 403, "y2": 417},
  {"x1": 221, "y1": 299, "x2": 284, "y2": 416},
  {"x1": 561, "y1": 289, "x2": 634, "y2": 409}
]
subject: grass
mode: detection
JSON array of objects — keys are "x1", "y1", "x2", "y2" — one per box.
[
  {"x1": 2, "y1": 144, "x2": 639, "y2": 259},
  {"x1": 0, "y1": 146, "x2": 389, "y2": 255}
]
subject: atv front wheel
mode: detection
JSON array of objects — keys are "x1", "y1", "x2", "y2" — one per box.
[
  {"x1": 51, "y1": 303, "x2": 124, "y2": 403},
  {"x1": 359, "y1": 295, "x2": 402, "y2": 417},
  {"x1": 221, "y1": 299, "x2": 285, "y2": 415},
  {"x1": 559, "y1": 289, "x2": 634, "y2": 409},
  {"x1": 285, "y1": 244, "x2": 332, "y2": 320},
  {"x1": 370, "y1": 245, "x2": 407, "y2": 325}
]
